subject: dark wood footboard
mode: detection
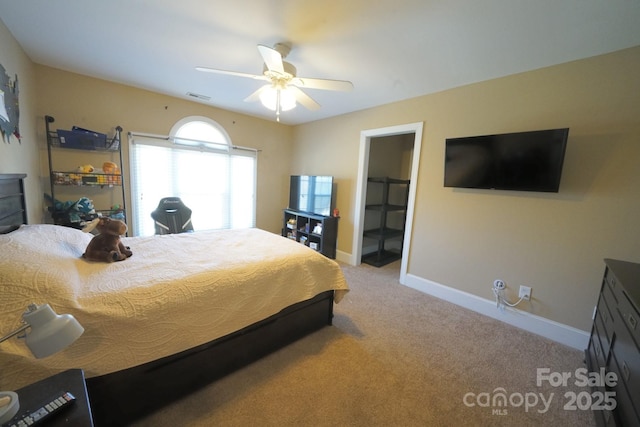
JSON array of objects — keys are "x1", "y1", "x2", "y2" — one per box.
[{"x1": 86, "y1": 290, "x2": 335, "y2": 426}]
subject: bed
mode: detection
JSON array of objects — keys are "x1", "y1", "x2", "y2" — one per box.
[{"x1": 0, "y1": 174, "x2": 349, "y2": 426}]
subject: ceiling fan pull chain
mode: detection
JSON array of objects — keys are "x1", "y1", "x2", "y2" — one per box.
[{"x1": 276, "y1": 89, "x2": 281, "y2": 122}]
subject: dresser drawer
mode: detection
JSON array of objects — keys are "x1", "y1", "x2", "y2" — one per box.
[
  {"x1": 587, "y1": 335, "x2": 599, "y2": 371},
  {"x1": 604, "y1": 268, "x2": 619, "y2": 303},
  {"x1": 617, "y1": 290, "x2": 640, "y2": 348},
  {"x1": 588, "y1": 331, "x2": 606, "y2": 370},
  {"x1": 596, "y1": 310, "x2": 612, "y2": 362},
  {"x1": 610, "y1": 311, "x2": 640, "y2": 416},
  {"x1": 601, "y1": 283, "x2": 618, "y2": 340},
  {"x1": 609, "y1": 352, "x2": 640, "y2": 426},
  {"x1": 592, "y1": 322, "x2": 607, "y2": 368}
]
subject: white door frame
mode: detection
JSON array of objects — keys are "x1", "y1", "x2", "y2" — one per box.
[{"x1": 352, "y1": 122, "x2": 423, "y2": 284}]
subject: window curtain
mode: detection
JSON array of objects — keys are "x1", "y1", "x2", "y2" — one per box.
[{"x1": 129, "y1": 134, "x2": 256, "y2": 236}]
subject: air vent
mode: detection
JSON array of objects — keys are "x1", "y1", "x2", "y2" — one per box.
[{"x1": 186, "y1": 92, "x2": 211, "y2": 101}]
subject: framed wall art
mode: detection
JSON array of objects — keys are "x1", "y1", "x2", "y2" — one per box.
[{"x1": 0, "y1": 63, "x2": 20, "y2": 142}]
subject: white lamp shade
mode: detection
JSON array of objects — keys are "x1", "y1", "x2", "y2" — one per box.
[
  {"x1": 0, "y1": 391, "x2": 19, "y2": 424},
  {"x1": 259, "y1": 86, "x2": 296, "y2": 111},
  {"x1": 21, "y1": 304, "x2": 84, "y2": 359}
]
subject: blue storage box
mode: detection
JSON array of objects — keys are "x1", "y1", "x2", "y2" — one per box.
[{"x1": 57, "y1": 128, "x2": 107, "y2": 150}]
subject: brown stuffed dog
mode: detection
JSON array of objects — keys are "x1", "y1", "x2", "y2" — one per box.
[{"x1": 82, "y1": 217, "x2": 133, "y2": 262}]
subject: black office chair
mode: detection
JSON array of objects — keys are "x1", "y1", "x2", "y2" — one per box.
[{"x1": 151, "y1": 197, "x2": 194, "y2": 234}]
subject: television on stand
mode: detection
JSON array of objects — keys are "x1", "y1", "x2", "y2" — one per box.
[
  {"x1": 289, "y1": 175, "x2": 334, "y2": 216},
  {"x1": 444, "y1": 128, "x2": 569, "y2": 193}
]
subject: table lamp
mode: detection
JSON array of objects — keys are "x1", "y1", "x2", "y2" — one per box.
[{"x1": 0, "y1": 303, "x2": 84, "y2": 424}]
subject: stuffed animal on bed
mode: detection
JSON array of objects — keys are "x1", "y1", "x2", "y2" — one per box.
[{"x1": 82, "y1": 217, "x2": 133, "y2": 262}]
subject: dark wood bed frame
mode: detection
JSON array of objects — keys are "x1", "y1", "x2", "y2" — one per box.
[
  {"x1": 0, "y1": 173, "x2": 27, "y2": 233},
  {"x1": 0, "y1": 173, "x2": 336, "y2": 426}
]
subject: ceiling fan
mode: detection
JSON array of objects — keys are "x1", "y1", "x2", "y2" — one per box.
[{"x1": 196, "y1": 43, "x2": 353, "y2": 121}]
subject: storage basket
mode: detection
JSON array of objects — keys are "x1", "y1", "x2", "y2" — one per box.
[{"x1": 56, "y1": 128, "x2": 107, "y2": 150}]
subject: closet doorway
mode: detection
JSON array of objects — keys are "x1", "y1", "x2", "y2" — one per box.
[{"x1": 353, "y1": 122, "x2": 423, "y2": 284}]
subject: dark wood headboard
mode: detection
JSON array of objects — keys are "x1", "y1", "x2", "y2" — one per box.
[{"x1": 0, "y1": 173, "x2": 27, "y2": 234}]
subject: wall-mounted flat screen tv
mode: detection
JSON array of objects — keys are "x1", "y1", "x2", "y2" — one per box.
[
  {"x1": 444, "y1": 128, "x2": 569, "y2": 192},
  {"x1": 289, "y1": 175, "x2": 334, "y2": 216}
]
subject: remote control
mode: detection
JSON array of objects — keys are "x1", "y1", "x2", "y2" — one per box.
[{"x1": 4, "y1": 391, "x2": 75, "y2": 427}]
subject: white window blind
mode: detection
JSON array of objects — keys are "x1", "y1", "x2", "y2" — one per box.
[{"x1": 129, "y1": 132, "x2": 256, "y2": 236}]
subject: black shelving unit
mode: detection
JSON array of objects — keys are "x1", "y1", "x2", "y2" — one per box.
[
  {"x1": 282, "y1": 208, "x2": 338, "y2": 259},
  {"x1": 362, "y1": 176, "x2": 410, "y2": 267},
  {"x1": 45, "y1": 115, "x2": 126, "y2": 229}
]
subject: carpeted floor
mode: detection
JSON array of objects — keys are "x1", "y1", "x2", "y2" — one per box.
[{"x1": 132, "y1": 261, "x2": 597, "y2": 426}]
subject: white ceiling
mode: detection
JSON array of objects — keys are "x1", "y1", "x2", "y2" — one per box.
[{"x1": 1, "y1": 0, "x2": 639, "y2": 125}]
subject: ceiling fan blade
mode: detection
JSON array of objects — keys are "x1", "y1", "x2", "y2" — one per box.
[
  {"x1": 291, "y1": 77, "x2": 353, "y2": 92},
  {"x1": 257, "y1": 44, "x2": 284, "y2": 74},
  {"x1": 289, "y1": 86, "x2": 320, "y2": 110},
  {"x1": 196, "y1": 66, "x2": 267, "y2": 81},
  {"x1": 243, "y1": 85, "x2": 270, "y2": 103}
]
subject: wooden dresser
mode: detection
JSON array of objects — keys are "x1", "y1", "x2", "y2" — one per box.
[{"x1": 586, "y1": 258, "x2": 640, "y2": 426}]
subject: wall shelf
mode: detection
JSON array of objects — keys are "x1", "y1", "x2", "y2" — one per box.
[{"x1": 45, "y1": 115, "x2": 126, "y2": 229}]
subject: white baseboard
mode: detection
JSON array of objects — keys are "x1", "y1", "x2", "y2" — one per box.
[
  {"x1": 403, "y1": 274, "x2": 590, "y2": 351},
  {"x1": 335, "y1": 249, "x2": 352, "y2": 264}
]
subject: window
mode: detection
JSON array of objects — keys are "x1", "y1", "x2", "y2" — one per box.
[{"x1": 129, "y1": 116, "x2": 256, "y2": 236}]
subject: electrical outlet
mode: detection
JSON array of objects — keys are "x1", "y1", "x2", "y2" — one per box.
[
  {"x1": 493, "y1": 279, "x2": 506, "y2": 290},
  {"x1": 519, "y1": 286, "x2": 532, "y2": 301}
]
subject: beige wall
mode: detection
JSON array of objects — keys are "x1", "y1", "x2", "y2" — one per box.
[
  {"x1": 33, "y1": 66, "x2": 294, "y2": 234},
  {"x1": 293, "y1": 47, "x2": 640, "y2": 331},
  {"x1": 0, "y1": 19, "x2": 41, "y2": 223}
]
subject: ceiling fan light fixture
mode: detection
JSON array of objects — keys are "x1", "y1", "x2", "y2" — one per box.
[
  {"x1": 197, "y1": 43, "x2": 351, "y2": 120},
  {"x1": 259, "y1": 86, "x2": 296, "y2": 112}
]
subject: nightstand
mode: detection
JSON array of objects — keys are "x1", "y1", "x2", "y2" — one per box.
[{"x1": 5, "y1": 369, "x2": 93, "y2": 426}]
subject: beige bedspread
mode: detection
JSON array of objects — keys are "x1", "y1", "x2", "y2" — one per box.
[{"x1": 0, "y1": 224, "x2": 348, "y2": 390}]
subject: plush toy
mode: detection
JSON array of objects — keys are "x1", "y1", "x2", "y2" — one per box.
[
  {"x1": 77, "y1": 164, "x2": 95, "y2": 173},
  {"x1": 82, "y1": 217, "x2": 132, "y2": 262},
  {"x1": 102, "y1": 162, "x2": 120, "y2": 185},
  {"x1": 108, "y1": 204, "x2": 125, "y2": 221},
  {"x1": 102, "y1": 161, "x2": 119, "y2": 174},
  {"x1": 76, "y1": 197, "x2": 95, "y2": 214}
]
